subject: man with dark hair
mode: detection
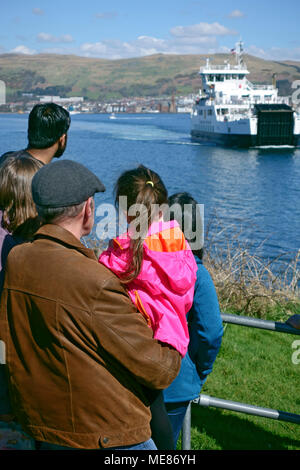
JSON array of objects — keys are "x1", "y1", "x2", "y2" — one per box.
[
  {"x1": 0, "y1": 102, "x2": 70, "y2": 166},
  {"x1": 0, "y1": 160, "x2": 181, "y2": 450}
]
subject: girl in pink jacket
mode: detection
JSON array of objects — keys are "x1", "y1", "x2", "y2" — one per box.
[
  {"x1": 99, "y1": 166, "x2": 197, "y2": 356},
  {"x1": 99, "y1": 165, "x2": 197, "y2": 450}
]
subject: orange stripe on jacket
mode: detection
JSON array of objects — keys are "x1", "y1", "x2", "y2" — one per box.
[
  {"x1": 134, "y1": 290, "x2": 152, "y2": 328},
  {"x1": 144, "y1": 226, "x2": 187, "y2": 252}
]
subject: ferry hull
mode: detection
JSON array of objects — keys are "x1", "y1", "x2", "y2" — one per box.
[
  {"x1": 191, "y1": 130, "x2": 300, "y2": 148},
  {"x1": 191, "y1": 130, "x2": 256, "y2": 148}
]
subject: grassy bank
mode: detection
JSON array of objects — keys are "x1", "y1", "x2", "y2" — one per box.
[
  {"x1": 183, "y1": 324, "x2": 300, "y2": 450},
  {"x1": 189, "y1": 223, "x2": 300, "y2": 449}
]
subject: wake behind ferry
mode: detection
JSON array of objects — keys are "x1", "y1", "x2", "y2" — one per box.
[{"x1": 191, "y1": 41, "x2": 300, "y2": 147}]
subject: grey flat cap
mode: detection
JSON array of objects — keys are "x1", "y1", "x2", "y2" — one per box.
[{"x1": 32, "y1": 159, "x2": 105, "y2": 208}]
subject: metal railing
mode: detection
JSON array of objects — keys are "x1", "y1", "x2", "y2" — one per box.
[{"x1": 181, "y1": 313, "x2": 300, "y2": 450}]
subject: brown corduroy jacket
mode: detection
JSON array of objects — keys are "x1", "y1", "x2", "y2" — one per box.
[{"x1": 0, "y1": 224, "x2": 181, "y2": 449}]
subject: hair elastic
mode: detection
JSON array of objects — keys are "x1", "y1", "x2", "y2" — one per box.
[{"x1": 146, "y1": 181, "x2": 154, "y2": 187}]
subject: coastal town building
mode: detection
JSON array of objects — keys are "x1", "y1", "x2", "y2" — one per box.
[
  {"x1": 0, "y1": 80, "x2": 5, "y2": 106},
  {"x1": 0, "y1": 93, "x2": 195, "y2": 115}
]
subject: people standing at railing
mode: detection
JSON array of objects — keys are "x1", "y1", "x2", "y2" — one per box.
[
  {"x1": 0, "y1": 155, "x2": 43, "y2": 449},
  {"x1": 99, "y1": 165, "x2": 197, "y2": 450},
  {"x1": 0, "y1": 103, "x2": 70, "y2": 447},
  {"x1": 0, "y1": 160, "x2": 181, "y2": 450},
  {"x1": 163, "y1": 192, "x2": 224, "y2": 448}
]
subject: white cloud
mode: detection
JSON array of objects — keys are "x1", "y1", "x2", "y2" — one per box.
[
  {"x1": 32, "y1": 8, "x2": 44, "y2": 16},
  {"x1": 81, "y1": 40, "x2": 134, "y2": 59},
  {"x1": 7, "y1": 40, "x2": 300, "y2": 62},
  {"x1": 247, "y1": 45, "x2": 267, "y2": 58},
  {"x1": 170, "y1": 22, "x2": 237, "y2": 37},
  {"x1": 80, "y1": 38, "x2": 159, "y2": 59},
  {"x1": 80, "y1": 35, "x2": 220, "y2": 59},
  {"x1": 37, "y1": 33, "x2": 74, "y2": 43},
  {"x1": 81, "y1": 42, "x2": 108, "y2": 56},
  {"x1": 95, "y1": 12, "x2": 118, "y2": 20},
  {"x1": 243, "y1": 45, "x2": 300, "y2": 61},
  {"x1": 41, "y1": 47, "x2": 77, "y2": 55},
  {"x1": 6, "y1": 16, "x2": 300, "y2": 62},
  {"x1": 268, "y1": 47, "x2": 300, "y2": 61},
  {"x1": 10, "y1": 45, "x2": 37, "y2": 55},
  {"x1": 228, "y1": 10, "x2": 245, "y2": 18},
  {"x1": 79, "y1": 22, "x2": 237, "y2": 59}
]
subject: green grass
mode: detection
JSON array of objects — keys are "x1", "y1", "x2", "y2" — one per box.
[{"x1": 181, "y1": 323, "x2": 300, "y2": 450}]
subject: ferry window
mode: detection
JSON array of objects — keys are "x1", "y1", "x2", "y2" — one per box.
[
  {"x1": 226, "y1": 75, "x2": 232, "y2": 80},
  {"x1": 208, "y1": 109, "x2": 212, "y2": 116},
  {"x1": 232, "y1": 75, "x2": 237, "y2": 79},
  {"x1": 208, "y1": 75, "x2": 214, "y2": 82}
]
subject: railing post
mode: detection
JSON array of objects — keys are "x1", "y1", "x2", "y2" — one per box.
[
  {"x1": 181, "y1": 401, "x2": 191, "y2": 450},
  {"x1": 220, "y1": 313, "x2": 300, "y2": 335},
  {"x1": 195, "y1": 394, "x2": 300, "y2": 424}
]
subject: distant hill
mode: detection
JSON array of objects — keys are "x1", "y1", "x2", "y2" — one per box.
[{"x1": 0, "y1": 52, "x2": 300, "y2": 101}]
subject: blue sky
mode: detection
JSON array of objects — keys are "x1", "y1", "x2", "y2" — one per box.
[{"x1": 1, "y1": 0, "x2": 300, "y2": 60}]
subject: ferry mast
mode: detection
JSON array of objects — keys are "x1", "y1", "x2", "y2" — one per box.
[{"x1": 234, "y1": 40, "x2": 245, "y2": 69}]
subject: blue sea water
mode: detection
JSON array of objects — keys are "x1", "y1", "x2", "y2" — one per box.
[{"x1": 0, "y1": 112, "x2": 299, "y2": 269}]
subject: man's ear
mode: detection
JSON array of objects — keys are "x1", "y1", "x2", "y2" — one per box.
[
  {"x1": 83, "y1": 197, "x2": 93, "y2": 219},
  {"x1": 59, "y1": 133, "x2": 66, "y2": 146}
]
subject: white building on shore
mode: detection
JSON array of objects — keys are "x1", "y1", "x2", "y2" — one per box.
[
  {"x1": 39, "y1": 96, "x2": 84, "y2": 104},
  {"x1": 0, "y1": 80, "x2": 6, "y2": 105}
]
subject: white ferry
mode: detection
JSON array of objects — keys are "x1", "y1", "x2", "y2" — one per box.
[{"x1": 191, "y1": 42, "x2": 300, "y2": 147}]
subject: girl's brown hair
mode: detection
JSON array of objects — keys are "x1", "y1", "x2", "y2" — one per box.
[
  {"x1": 115, "y1": 165, "x2": 168, "y2": 283},
  {"x1": 0, "y1": 155, "x2": 43, "y2": 240}
]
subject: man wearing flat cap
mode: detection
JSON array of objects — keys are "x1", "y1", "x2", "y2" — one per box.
[{"x1": 0, "y1": 160, "x2": 181, "y2": 450}]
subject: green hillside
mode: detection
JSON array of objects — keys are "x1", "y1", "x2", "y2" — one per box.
[{"x1": 0, "y1": 52, "x2": 299, "y2": 101}]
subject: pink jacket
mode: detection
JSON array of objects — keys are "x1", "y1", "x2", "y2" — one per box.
[{"x1": 99, "y1": 220, "x2": 197, "y2": 356}]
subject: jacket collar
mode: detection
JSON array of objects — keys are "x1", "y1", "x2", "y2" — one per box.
[{"x1": 34, "y1": 224, "x2": 97, "y2": 261}]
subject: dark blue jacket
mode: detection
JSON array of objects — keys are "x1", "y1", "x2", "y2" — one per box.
[{"x1": 163, "y1": 256, "x2": 223, "y2": 403}]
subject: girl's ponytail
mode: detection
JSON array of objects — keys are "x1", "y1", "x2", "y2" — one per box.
[{"x1": 115, "y1": 165, "x2": 168, "y2": 283}]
